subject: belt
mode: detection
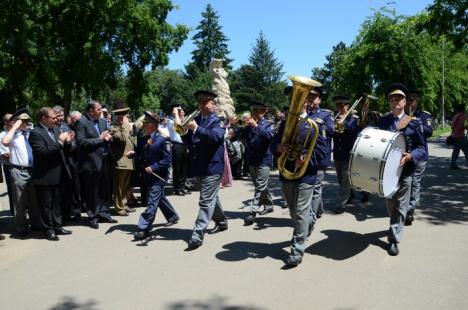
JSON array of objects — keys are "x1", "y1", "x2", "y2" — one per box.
[
  {"x1": 171, "y1": 141, "x2": 184, "y2": 145},
  {"x1": 11, "y1": 165, "x2": 32, "y2": 171}
]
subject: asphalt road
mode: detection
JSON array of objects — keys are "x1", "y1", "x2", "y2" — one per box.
[{"x1": 0, "y1": 136, "x2": 467, "y2": 310}]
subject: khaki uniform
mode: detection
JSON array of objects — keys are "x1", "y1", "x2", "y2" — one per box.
[{"x1": 110, "y1": 123, "x2": 135, "y2": 213}]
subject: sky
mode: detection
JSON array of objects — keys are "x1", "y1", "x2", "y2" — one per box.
[{"x1": 165, "y1": 0, "x2": 434, "y2": 77}]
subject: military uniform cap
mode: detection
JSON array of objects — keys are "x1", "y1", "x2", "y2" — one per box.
[
  {"x1": 194, "y1": 90, "x2": 217, "y2": 101},
  {"x1": 332, "y1": 95, "x2": 351, "y2": 104},
  {"x1": 386, "y1": 83, "x2": 408, "y2": 98},
  {"x1": 249, "y1": 100, "x2": 268, "y2": 108},
  {"x1": 310, "y1": 87, "x2": 322, "y2": 97},
  {"x1": 112, "y1": 107, "x2": 130, "y2": 115},
  {"x1": 143, "y1": 111, "x2": 160, "y2": 124},
  {"x1": 10, "y1": 107, "x2": 30, "y2": 121}
]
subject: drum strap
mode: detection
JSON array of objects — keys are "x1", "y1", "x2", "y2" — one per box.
[{"x1": 396, "y1": 114, "x2": 412, "y2": 130}]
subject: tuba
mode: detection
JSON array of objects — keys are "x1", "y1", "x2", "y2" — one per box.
[
  {"x1": 174, "y1": 110, "x2": 200, "y2": 135},
  {"x1": 277, "y1": 76, "x2": 322, "y2": 180}
]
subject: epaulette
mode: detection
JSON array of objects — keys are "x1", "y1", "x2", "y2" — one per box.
[
  {"x1": 313, "y1": 118, "x2": 324, "y2": 124},
  {"x1": 321, "y1": 108, "x2": 333, "y2": 115},
  {"x1": 351, "y1": 114, "x2": 360, "y2": 119},
  {"x1": 423, "y1": 110, "x2": 432, "y2": 116}
]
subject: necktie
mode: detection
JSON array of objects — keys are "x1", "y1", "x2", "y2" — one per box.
[
  {"x1": 48, "y1": 128, "x2": 56, "y2": 141},
  {"x1": 391, "y1": 117, "x2": 399, "y2": 131},
  {"x1": 23, "y1": 131, "x2": 33, "y2": 166},
  {"x1": 94, "y1": 120, "x2": 100, "y2": 135}
]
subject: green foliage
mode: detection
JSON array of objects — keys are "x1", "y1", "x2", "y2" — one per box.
[
  {"x1": 186, "y1": 4, "x2": 232, "y2": 80},
  {"x1": 231, "y1": 31, "x2": 287, "y2": 112},
  {"x1": 0, "y1": 0, "x2": 188, "y2": 115}
]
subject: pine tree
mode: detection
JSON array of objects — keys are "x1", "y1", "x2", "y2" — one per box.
[
  {"x1": 249, "y1": 31, "x2": 284, "y2": 85},
  {"x1": 186, "y1": 4, "x2": 232, "y2": 79}
]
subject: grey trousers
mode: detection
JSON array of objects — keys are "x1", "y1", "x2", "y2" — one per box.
[
  {"x1": 335, "y1": 160, "x2": 351, "y2": 208},
  {"x1": 191, "y1": 174, "x2": 226, "y2": 243},
  {"x1": 409, "y1": 160, "x2": 427, "y2": 212},
  {"x1": 248, "y1": 165, "x2": 273, "y2": 213},
  {"x1": 282, "y1": 181, "x2": 314, "y2": 259},
  {"x1": 10, "y1": 167, "x2": 34, "y2": 233},
  {"x1": 310, "y1": 169, "x2": 325, "y2": 221},
  {"x1": 385, "y1": 174, "x2": 412, "y2": 243}
]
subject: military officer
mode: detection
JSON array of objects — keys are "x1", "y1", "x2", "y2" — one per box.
[
  {"x1": 182, "y1": 90, "x2": 228, "y2": 250},
  {"x1": 307, "y1": 87, "x2": 334, "y2": 220},
  {"x1": 405, "y1": 89, "x2": 432, "y2": 225},
  {"x1": 331, "y1": 95, "x2": 361, "y2": 214},
  {"x1": 378, "y1": 83, "x2": 426, "y2": 256},
  {"x1": 272, "y1": 97, "x2": 329, "y2": 267},
  {"x1": 110, "y1": 107, "x2": 136, "y2": 216},
  {"x1": 243, "y1": 100, "x2": 275, "y2": 226},
  {"x1": 133, "y1": 112, "x2": 180, "y2": 240}
]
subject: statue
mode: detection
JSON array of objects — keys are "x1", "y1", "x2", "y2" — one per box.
[{"x1": 210, "y1": 59, "x2": 236, "y2": 117}]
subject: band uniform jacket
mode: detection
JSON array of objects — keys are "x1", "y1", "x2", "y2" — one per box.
[
  {"x1": 28, "y1": 126, "x2": 71, "y2": 185},
  {"x1": 309, "y1": 108, "x2": 334, "y2": 169},
  {"x1": 244, "y1": 117, "x2": 275, "y2": 167},
  {"x1": 182, "y1": 113, "x2": 225, "y2": 177},
  {"x1": 378, "y1": 113, "x2": 426, "y2": 176},
  {"x1": 110, "y1": 123, "x2": 135, "y2": 170},
  {"x1": 332, "y1": 114, "x2": 360, "y2": 162},
  {"x1": 75, "y1": 114, "x2": 111, "y2": 172},
  {"x1": 143, "y1": 132, "x2": 172, "y2": 186},
  {"x1": 413, "y1": 109, "x2": 433, "y2": 161}
]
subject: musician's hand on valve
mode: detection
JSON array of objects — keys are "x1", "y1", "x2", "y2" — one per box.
[
  {"x1": 400, "y1": 152, "x2": 412, "y2": 166},
  {"x1": 185, "y1": 120, "x2": 197, "y2": 131},
  {"x1": 295, "y1": 155, "x2": 305, "y2": 169},
  {"x1": 277, "y1": 144, "x2": 288, "y2": 153}
]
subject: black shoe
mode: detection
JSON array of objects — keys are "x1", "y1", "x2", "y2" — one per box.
[
  {"x1": 55, "y1": 227, "x2": 72, "y2": 235},
  {"x1": 244, "y1": 213, "x2": 256, "y2": 226},
  {"x1": 317, "y1": 212, "x2": 323, "y2": 219},
  {"x1": 185, "y1": 239, "x2": 202, "y2": 251},
  {"x1": 405, "y1": 212, "x2": 414, "y2": 226},
  {"x1": 133, "y1": 230, "x2": 150, "y2": 241},
  {"x1": 208, "y1": 221, "x2": 228, "y2": 234},
  {"x1": 45, "y1": 230, "x2": 59, "y2": 241},
  {"x1": 388, "y1": 242, "x2": 399, "y2": 256},
  {"x1": 173, "y1": 190, "x2": 185, "y2": 196},
  {"x1": 17, "y1": 230, "x2": 30, "y2": 239},
  {"x1": 335, "y1": 206, "x2": 346, "y2": 214},
  {"x1": 164, "y1": 219, "x2": 180, "y2": 227},
  {"x1": 285, "y1": 255, "x2": 302, "y2": 267},
  {"x1": 89, "y1": 220, "x2": 99, "y2": 229},
  {"x1": 181, "y1": 189, "x2": 190, "y2": 194},
  {"x1": 100, "y1": 217, "x2": 118, "y2": 224},
  {"x1": 259, "y1": 206, "x2": 274, "y2": 215},
  {"x1": 360, "y1": 194, "x2": 369, "y2": 203}
]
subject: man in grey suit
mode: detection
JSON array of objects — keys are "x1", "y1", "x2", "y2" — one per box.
[{"x1": 75, "y1": 100, "x2": 117, "y2": 229}]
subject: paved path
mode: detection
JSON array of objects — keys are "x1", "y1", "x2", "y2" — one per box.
[{"x1": 0, "y1": 137, "x2": 467, "y2": 310}]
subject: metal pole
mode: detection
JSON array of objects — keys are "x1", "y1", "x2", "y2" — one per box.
[{"x1": 441, "y1": 40, "x2": 445, "y2": 129}]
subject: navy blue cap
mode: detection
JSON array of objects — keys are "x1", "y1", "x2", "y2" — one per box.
[
  {"x1": 143, "y1": 111, "x2": 160, "y2": 124},
  {"x1": 333, "y1": 95, "x2": 351, "y2": 104},
  {"x1": 249, "y1": 100, "x2": 268, "y2": 109},
  {"x1": 310, "y1": 87, "x2": 322, "y2": 97},
  {"x1": 385, "y1": 83, "x2": 408, "y2": 98},
  {"x1": 9, "y1": 107, "x2": 30, "y2": 121},
  {"x1": 194, "y1": 90, "x2": 217, "y2": 101}
]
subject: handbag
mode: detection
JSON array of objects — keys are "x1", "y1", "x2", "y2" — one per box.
[{"x1": 446, "y1": 135, "x2": 455, "y2": 146}]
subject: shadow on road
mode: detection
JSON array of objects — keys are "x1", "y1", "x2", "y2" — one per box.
[
  {"x1": 49, "y1": 297, "x2": 98, "y2": 310},
  {"x1": 215, "y1": 240, "x2": 290, "y2": 263},
  {"x1": 166, "y1": 295, "x2": 264, "y2": 310},
  {"x1": 305, "y1": 229, "x2": 388, "y2": 260}
]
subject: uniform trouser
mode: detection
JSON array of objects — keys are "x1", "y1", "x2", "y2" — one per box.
[
  {"x1": 2, "y1": 164, "x2": 15, "y2": 216},
  {"x1": 80, "y1": 158, "x2": 112, "y2": 221},
  {"x1": 191, "y1": 174, "x2": 226, "y2": 243},
  {"x1": 10, "y1": 167, "x2": 35, "y2": 233},
  {"x1": 335, "y1": 160, "x2": 351, "y2": 208},
  {"x1": 282, "y1": 181, "x2": 314, "y2": 260},
  {"x1": 248, "y1": 165, "x2": 273, "y2": 213},
  {"x1": 310, "y1": 169, "x2": 325, "y2": 221},
  {"x1": 35, "y1": 184, "x2": 62, "y2": 232},
  {"x1": 385, "y1": 174, "x2": 412, "y2": 243},
  {"x1": 137, "y1": 183, "x2": 179, "y2": 231},
  {"x1": 60, "y1": 165, "x2": 82, "y2": 220},
  {"x1": 451, "y1": 137, "x2": 468, "y2": 167},
  {"x1": 172, "y1": 143, "x2": 188, "y2": 191},
  {"x1": 409, "y1": 160, "x2": 427, "y2": 213},
  {"x1": 113, "y1": 169, "x2": 132, "y2": 212}
]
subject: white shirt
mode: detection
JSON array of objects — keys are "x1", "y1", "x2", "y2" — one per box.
[
  {"x1": 166, "y1": 119, "x2": 183, "y2": 143},
  {"x1": 8, "y1": 130, "x2": 32, "y2": 167},
  {"x1": 0, "y1": 130, "x2": 10, "y2": 165}
]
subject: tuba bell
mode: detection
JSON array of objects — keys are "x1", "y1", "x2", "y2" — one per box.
[
  {"x1": 174, "y1": 110, "x2": 200, "y2": 135},
  {"x1": 277, "y1": 76, "x2": 322, "y2": 180}
]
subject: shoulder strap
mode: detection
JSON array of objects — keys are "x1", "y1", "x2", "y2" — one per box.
[{"x1": 396, "y1": 114, "x2": 412, "y2": 130}]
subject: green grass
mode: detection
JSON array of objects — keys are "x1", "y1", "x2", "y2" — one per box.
[{"x1": 432, "y1": 126, "x2": 451, "y2": 137}]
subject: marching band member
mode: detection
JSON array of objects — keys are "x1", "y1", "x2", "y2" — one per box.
[
  {"x1": 243, "y1": 100, "x2": 275, "y2": 226},
  {"x1": 405, "y1": 89, "x2": 432, "y2": 225},
  {"x1": 378, "y1": 83, "x2": 426, "y2": 256},
  {"x1": 331, "y1": 95, "x2": 361, "y2": 214},
  {"x1": 183, "y1": 90, "x2": 228, "y2": 250},
  {"x1": 133, "y1": 112, "x2": 180, "y2": 241}
]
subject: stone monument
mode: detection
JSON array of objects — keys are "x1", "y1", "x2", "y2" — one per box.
[{"x1": 210, "y1": 58, "x2": 236, "y2": 117}]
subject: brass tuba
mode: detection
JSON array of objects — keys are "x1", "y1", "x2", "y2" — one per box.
[
  {"x1": 277, "y1": 76, "x2": 322, "y2": 180},
  {"x1": 174, "y1": 110, "x2": 200, "y2": 135}
]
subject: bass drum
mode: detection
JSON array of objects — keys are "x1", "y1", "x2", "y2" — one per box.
[{"x1": 348, "y1": 127, "x2": 406, "y2": 198}]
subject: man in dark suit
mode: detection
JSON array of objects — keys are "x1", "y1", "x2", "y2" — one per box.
[
  {"x1": 181, "y1": 90, "x2": 228, "y2": 250},
  {"x1": 75, "y1": 100, "x2": 117, "y2": 229},
  {"x1": 29, "y1": 107, "x2": 73, "y2": 240}
]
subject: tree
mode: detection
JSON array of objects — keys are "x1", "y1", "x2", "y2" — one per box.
[
  {"x1": 0, "y1": 0, "x2": 189, "y2": 115},
  {"x1": 186, "y1": 4, "x2": 232, "y2": 80},
  {"x1": 231, "y1": 31, "x2": 287, "y2": 112}
]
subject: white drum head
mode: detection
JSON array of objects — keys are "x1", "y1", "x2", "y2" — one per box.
[{"x1": 382, "y1": 147, "x2": 403, "y2": 197}]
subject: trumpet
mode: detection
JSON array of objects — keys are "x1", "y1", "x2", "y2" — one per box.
[
  {"x1": 174, "y1": 110, "x2": 200, "y2": 135},
  {"x1": 334, "y1": 94, "x2": 378, "y2": 133}
]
